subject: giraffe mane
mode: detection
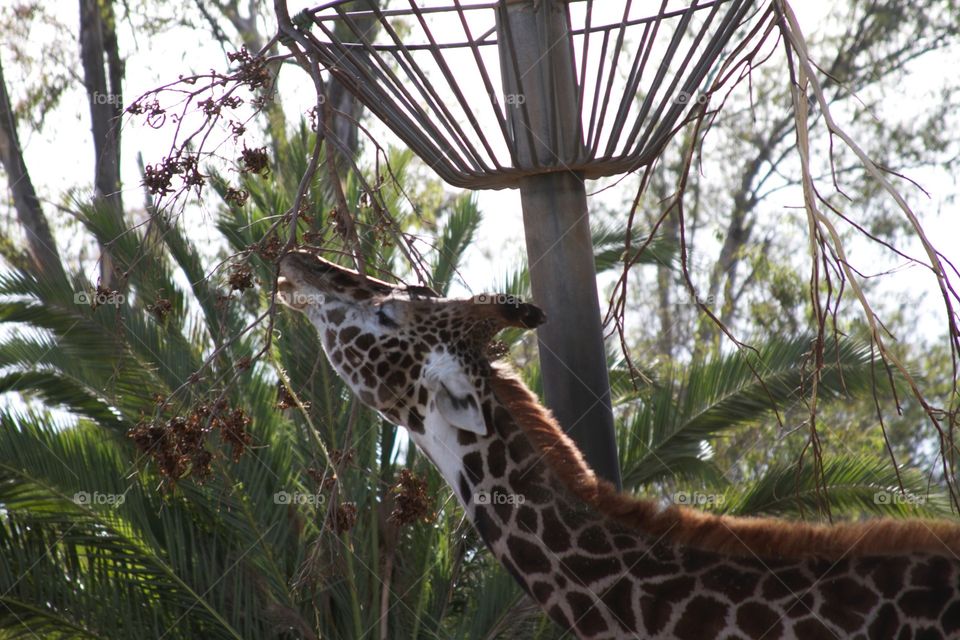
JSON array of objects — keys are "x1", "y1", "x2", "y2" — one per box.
[{"x1": 489, "y1": 364, "x2": 960, "y2": 560}]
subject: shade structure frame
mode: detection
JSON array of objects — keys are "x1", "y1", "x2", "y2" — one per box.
[
  {"x1": 292, "y1": 0, "x2": 760, "y2": 190},
  {"x1": 282, "y1": 0, "x2": 767, "y2": 488}
]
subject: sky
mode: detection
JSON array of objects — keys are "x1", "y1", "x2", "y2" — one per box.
[{"x1": 5, "y1": 0, "x2": 958, "y2": 346}]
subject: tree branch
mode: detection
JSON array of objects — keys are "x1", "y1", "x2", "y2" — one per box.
[{"x1": 0, "y1": 56, "x2": 64, "y2": 280}]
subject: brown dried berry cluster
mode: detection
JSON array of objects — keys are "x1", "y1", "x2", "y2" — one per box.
[
  {"x1": 126, "y1": 98, "x2": 165, "y2": 127},
  {"x1": 250, "y1": 94, "x2": 275, "y2": 113},
  {"x1": 148, "y1": 297, "x2": 173, "y2": 321},
  {"x1": 302, "y1": 229, "x2": 323, "y2": 245},
  {"x1": 302, "y1": 448, "x2": 356, "y2": 492},
  {"x1": 127, "y1": 399, "x2": 252, "y2": 483},
  {"x1": 228, "y1": 263, "x2": 254, "y2": 291},
  {"x1": 323, "y1": 474, "x2": 338, "y2": 492},
  {"x1": 330, "y1": 448, "x2": 355, "y2": 467},
  {"x1": 305, "y1": 466, "x2": 329, "y2": 489},
  {"x1": 92, "y1": 284, "x2": 122, "y2": 310},
  {"x1": 255, "y1": 235, "x2": 282, "y2": 261},
  {"x1": 388, "y1": 469, "x2": 434, "y2": 527},
  {"x1": 227, "y1": 47, "x2": 271, "y2": 90},
  {"x1": 224, "y1": 187, "x2": 249, "y2": 207},
  {"x1": 329, "y1": 501, "x2": 358, "y2": 534},
  {"x1": 143, "y1": 153, "x2": 204, "y2": 196},
  {"x1": 217, "y1": 406, "x2": 253, "y2": 462},
  {"x1": 239, "y1": 146, "x2": 269, "y2": 174},
  {"x1": 128, "y1": 412, "x2": 210, "y2": 482},
  {"x1": 199, "y1": 95, "x2": 242, "y2": 116},
  {"x1": 276, "y1": 383, "x2": 296, "y2": 410}
]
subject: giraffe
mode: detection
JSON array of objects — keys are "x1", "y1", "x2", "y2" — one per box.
[{"x1": 277, "y1": 250, "x2": 960, "y2": 639}]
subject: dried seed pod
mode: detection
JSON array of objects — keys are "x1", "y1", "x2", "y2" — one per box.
[{"x1": 388, "y1": 469, "x2": 434, "y2": 527}]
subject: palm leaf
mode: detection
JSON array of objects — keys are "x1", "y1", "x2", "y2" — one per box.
[
  {"x1": 619, "y1": 335, "x2": 881, "y2": 489},
  {"x1": 720, "y1": 455, "x2": 954, "y2": 519},
  {"x1": 591, "y1": 219, "x2": 678, "y2": 273},
  {"x1": 431, "y1": 193, "x2": 481, "y2": 295}
]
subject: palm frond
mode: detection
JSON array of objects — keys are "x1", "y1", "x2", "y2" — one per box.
[
  {"x1": 720, "y1": 455, "x2": 954, "y2": 519},
  {"x1": 681, "y1": 335, "x2": 876, "y2": 434},
  {"x1": 619, "y1": 335, "x2": 882, "y2": 489},
  {"x1": 591, "y1": 219, "x2": 678, "y2": 273},
  {"x1": 431, "y1": 193, "x2": 481, "y2": 295}
]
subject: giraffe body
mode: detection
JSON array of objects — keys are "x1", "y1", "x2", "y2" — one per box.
[{"x1": 278, "y1": 251, "x2": 960, "y2": 639}]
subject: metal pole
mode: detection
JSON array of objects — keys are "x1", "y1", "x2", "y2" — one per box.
[{"x1": 498, "y1": 0, "x2": 621, "y2": 489}]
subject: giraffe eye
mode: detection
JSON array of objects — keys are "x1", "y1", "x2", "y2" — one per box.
[{"x1": 377, "y1": 303, "x2": 399, "y2": 328}]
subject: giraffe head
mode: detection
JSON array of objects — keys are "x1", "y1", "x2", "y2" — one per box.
[{"x1": 277, "y1": 251, "x2": 545, "y2": 434}]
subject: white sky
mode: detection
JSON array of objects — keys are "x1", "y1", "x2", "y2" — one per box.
[{"x1": 4, "y1": 0, "x2": 958, "y2": 346}]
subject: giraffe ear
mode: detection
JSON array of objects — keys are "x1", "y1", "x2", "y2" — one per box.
[
  {"x1": 430, "y1": 384, "x2": 488, "y2": 435},
  {"x1": 423, "y1": 353, "x2": 489, "y2": 436}
]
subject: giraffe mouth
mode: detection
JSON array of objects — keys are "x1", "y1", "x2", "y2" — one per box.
[
  {"x1": 275, "y1": 276, "x2": 308, "y2": 309},
  {"x1": 276, "y1": 252, "x2": 337, "y2": 309},
  {"x1": 277, "y1": 251, "x2": 396, "y2": 307}
]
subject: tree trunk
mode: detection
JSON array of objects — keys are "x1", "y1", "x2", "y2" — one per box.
[
  {"x1": 655, "y1": 211, "x2": 678, "y2": 359},
  {"x1": 0, "y1": 58, "x2": 64, "y2": 280},
  {"x1": 79, "y1": 0, "x2": 124, "y2": 288},
  {"x1": 519, "y1": 173, "x2": 622, "y2": 489}
]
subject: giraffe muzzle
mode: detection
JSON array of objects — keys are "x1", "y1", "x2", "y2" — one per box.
[{"x1": 278, "y1": 251, "x2": 397, "y2": 307}]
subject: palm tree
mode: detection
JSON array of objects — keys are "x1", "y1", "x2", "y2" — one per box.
[
  {"x1": 611, "y1": 336, "x2": 950, "y2": 519},
  {"x1": 0, "y1": 124, "x2": 946, "y2": 639}
]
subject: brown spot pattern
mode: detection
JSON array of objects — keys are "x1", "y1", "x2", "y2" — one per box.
[{"x1": 284, "y1": 254, "x2": 960, "y2": 640}]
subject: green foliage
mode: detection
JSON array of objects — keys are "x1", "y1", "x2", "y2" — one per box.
[
  {"x1": 614, "y1": 334, "x2": 954, "y2": 520},
  {"x1": 0, "y1": 124, "x2": 563, "y2": 639},
  {"x1": 720, "y1": 455, "x2": 953, "y2": 519},
  {"x1": 620, "y1": 336, "x2": 866, "y2": 486},
  {"x1": 591, "y1": 219, "x2": 678, "y2": 273},
  {"x1": 0, "y1": 116, "x2": 952, "y2": 640},
  {"x1": 431, "y1": 193, "x2": 482, "y2": 296}
]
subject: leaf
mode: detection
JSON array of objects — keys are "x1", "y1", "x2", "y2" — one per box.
[
  {"x1": 619, "y1": 334, "x2": 883, "y2": 489},
  {"x1": 431, "y1": 193, "x2": 482, "y2": 295},
  {"x1": 720, "y1": 455, "x2": 954, "y2": 519}
]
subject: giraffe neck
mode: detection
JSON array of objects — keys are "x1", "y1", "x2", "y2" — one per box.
[
  {"x1": 406, "y1": 364, "x2": 658, "y2": 634},
  {"x1": 409, "y1": 365, "x2": 960, "y2": 639}
]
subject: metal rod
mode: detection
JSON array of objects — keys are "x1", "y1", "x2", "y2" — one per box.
[
  {"x1": 368, "y1": 5, "x2": 485, "y2": 171},
  {"x1": 407, "y1": 1, "x2": 500, "y2": 169},
  {"x1": 310, "y1": 0, "x2": 732, "y2": 50},
  {"x1": 495, "y1": 3, "x2": 539, "y2": 168},
  {"x1": 455, "y1": 0, "x2": 516, "y2": 168},
  {"x1": 591, "y1": 0, "x2": 632, "y2": 158},
  {"x1": 621, "y1": 0, "x2": 709, "y2": 155}
]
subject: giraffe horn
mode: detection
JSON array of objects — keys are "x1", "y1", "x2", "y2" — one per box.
[{"x1": 472, "y1": 294, "x2": 546, "y2": 329}]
